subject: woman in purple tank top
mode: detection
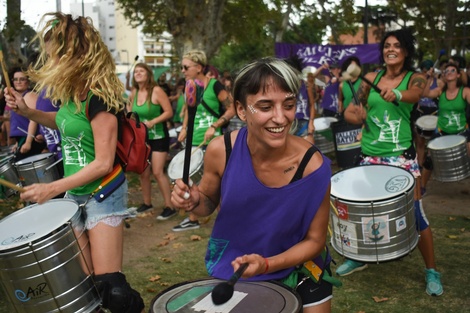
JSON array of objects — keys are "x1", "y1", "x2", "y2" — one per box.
[{"x1": 172, "y1": 58, "x2": 334, "y2": 312}]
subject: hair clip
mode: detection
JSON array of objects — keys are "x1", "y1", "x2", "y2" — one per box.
[{"x1": 51, "y1": 19, "x2": 59, "y2": 28}]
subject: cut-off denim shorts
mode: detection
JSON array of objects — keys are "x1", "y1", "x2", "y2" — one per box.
[{"x1": 65, "y1": 181, "x2": 134, "y2": 230}]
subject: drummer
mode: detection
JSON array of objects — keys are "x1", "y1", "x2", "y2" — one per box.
[
  {"x1": 421, "y1": 62, "x2": 470, "y2": 189},
  {"x1": 344, "y1": 28, "x2": 443, "y2": 296},
  {"x1": 411, "y1": 59, "x2": 443, "y2": 188},
  {"x1": 172, "y1": 57, "x2": 336, "y2": 313}
]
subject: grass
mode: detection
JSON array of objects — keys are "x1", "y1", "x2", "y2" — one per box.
[{"x1": 0, "y1": 171, "x2": 469, "y2": 312}]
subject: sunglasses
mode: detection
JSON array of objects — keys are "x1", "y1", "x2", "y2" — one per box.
[
  {"x1": 13, "y1": 77, "x2": 28, "y2": 82},
  {"x1": 444, "y1": 68, "x2": 457, "y2": 74},
  {"x1": 181, "y1": 65, "x2": 197, "y2": 71}
]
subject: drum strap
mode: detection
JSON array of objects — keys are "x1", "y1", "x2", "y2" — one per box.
[{"x1": 289, "y1": 146, "x2": 319, "y2": 184}]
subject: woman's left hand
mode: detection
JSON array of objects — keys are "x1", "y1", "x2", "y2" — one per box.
[{"x1": 204, "y1": 127, "x2": 216, "y2": 143}]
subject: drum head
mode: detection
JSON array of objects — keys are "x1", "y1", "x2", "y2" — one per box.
[
  {"x1": 331, "y1": 165, "x2": 415, "y2": 202},
  {"x1": 168, "y1": 148, "x2": 204, "y2": 181},
  {"x1": 169, "y1": 128, "x2": 178, "y2": 138},
  {"x1": 15, "y1": 152, "x2": 54, "y2": 165},
  {"x1": 0, "y1": 199, "x2": 79, "y2": 250},
  {"x1": 416, "y1": 115, "x2": 437, "y2": 130},
  {"x1": 428, "y1": 134, "x2": 466, "y2": 150},
  {"x1": 150, "y1": 278, "x2": 301, "y2": 313},
  {"x1": 314, "y1": 117, "x2": 338, "y2": 131}
]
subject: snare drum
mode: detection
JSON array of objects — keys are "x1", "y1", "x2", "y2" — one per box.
[
  {"x1": 0, "y1": 199, "x2": 100, "y2": 313},
  {"x1": 330, "y1": 165, "x2": 419, "y2": 263},
  {"x1": 415, "y1": 115, "x2": 437, "y2": 139},
  {"x1": 0, "y1": 156, "x2": 21, "y2": 197},
  {"x1": 313, "y1": 117, "x2": 338, "y2": 154},
  {"x1": 427, "y1": 135, "x2": 470, "y2": 182},
  {"x1": 168, "y1": 148, "x2": 204, "y2": 184},
  {"x1": 15, "y1": 153, "x2": 62, "y2": 186},
  {"x1": 150, "y1": 278, "x2": 302, "y2": 313}
]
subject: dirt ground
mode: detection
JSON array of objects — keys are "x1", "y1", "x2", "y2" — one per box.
[{"x1": 122, "y1": 167, "x2": 470, "y2": 266}]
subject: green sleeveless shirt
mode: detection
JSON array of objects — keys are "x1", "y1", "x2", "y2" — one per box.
[{"x1": 438, "y1": 87, "x2": 468, "y2": 133}]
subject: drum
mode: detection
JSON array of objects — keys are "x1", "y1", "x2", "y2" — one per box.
[
  {"x1": 0, "y1": 156, "x2": 21, "y2": 197},
  {"x1": 427, "y1": 135, "x2": 470, "y2": 182},
  {"x1": 415, "y1": 115, "x2": 437, "y2": 139},
  {"x1": 14, "y1": 153, "x2": 62, "y2": 186},
  {"x1": 313, "y1": 117, "x2": 338, "y2": 154},
  {"x1": 0, "y1": 199, "x2": 100, "y2": 313},
  {"x1": 168, "y1": 148, "x2": 204, "y2": 184},
  {"x1": 228, "y1": 117, "x2": 245, "y2": 132},
  {"x1": 329, "y1": 165, "x2": 419, "y2": 263},
  {"x1": 331, "y1": 120, "x2": 362, "y2": 168},
  {"x1": 149, "y1": 278, "x2": 302, "y2": 313}
]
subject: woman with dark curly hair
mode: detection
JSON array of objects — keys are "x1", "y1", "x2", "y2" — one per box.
[{"x1": 343, "y1": 28, "x2": 443, "y2": 296}]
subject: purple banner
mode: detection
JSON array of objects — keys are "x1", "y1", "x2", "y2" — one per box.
[{"x1": 275, "y1": 43, "x2": 381, "y2": 68}]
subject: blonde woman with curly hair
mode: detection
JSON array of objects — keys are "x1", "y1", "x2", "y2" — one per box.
[{"x1": 5, "y1": 13, "x2": 144, "y2": 313}]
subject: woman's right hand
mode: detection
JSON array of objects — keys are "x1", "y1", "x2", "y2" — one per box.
[
  {"x1": 177, "y1": 128, "x2": 187, "y2": 142},
  {"x1": 171, "y1": 178, "x2": 200, "y2": 212},
  {"x1": 4, "y1": 88, "x2": 29, "y2": 116}
]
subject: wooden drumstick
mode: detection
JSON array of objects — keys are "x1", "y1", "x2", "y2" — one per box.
[
  {"x1": 346, "y1": 79, "x2": 370, "y2": 132},
  {"x1": 0, "y1": 177, "x2": 25, "y2": 193},
  {"x1": 343, "y1": 63, "x2": 399, "y2": 106},
  {"x1": 191, "y1": 141, "x2": 206, "y2": 156},
  {"x1": 0, "y1": 42, "x2": 12, "y2": 94}
]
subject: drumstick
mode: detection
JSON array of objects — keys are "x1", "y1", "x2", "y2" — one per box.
[
  {"x1": 191, "y1": 141, "x2": 205, "y2": 156},
  {"x1": 211, "y1": 263, "x2": 248, "y2": 305},
  {"x1": 0, "y1": 42, "x2": 12, "y2": 94},
  {"x1": 343, "y1": 63, "x2": 399, "y2": 106},
  {"x1": 128, "y1": 55, "x2": 139, "y2": 73},
  {"x1": 346, "y1": 79, "x2": 370, "y2": 132},
  {"x1": 17, "y1": 126, "x2": 36, "y2": 139},
  {"x1": 0, "y1": 177, "x2": 25, "y2": 193}
]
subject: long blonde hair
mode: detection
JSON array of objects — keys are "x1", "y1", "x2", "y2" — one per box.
[{"x1": 28, "y1": 12, "x2": 124, "y2": 112}]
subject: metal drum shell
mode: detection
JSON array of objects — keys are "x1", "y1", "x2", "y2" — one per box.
[
  {"x1": 0, "y1": 157, "x2": 21, "y2": 197},
  {"x1": 313, "y1": 117, "x2": 338, "y2": 154},
  {"x1": 15, "y1": 153, "x2": 62, "y2": 186},
  {"x1": 427, "y1": 135, "x2": 470, "y2": 182}
]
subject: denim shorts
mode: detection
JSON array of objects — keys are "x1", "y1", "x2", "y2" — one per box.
[{"x1": 65, "y1": 181, "x2": 133, "y2": 229}]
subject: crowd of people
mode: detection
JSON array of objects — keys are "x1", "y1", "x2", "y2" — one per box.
[{"x1": 1, "y1": 8, "x2": 467, "y2": 311}]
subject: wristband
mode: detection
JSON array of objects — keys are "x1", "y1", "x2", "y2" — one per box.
[
  {"x1": 210, "y1": 124, "x2": 217, "y2": 129},
  {"x1": 262, "y1": 258, "x2": 269, "y2": 274},
  {"x1": 392, "y1": 89, "x2": 402, "y2": 102}
]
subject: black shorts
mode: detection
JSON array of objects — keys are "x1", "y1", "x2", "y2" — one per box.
[
  {"x1": 284, "y1": 270, "x2": 333, "y2": 308},
  {"x1": 148, "y1": 137, "x2": 170, "y2": 153}
]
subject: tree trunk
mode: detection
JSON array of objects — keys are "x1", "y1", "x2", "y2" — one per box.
[{"x1": 3, "y1": 0, "x2": 26, "y2": 68}]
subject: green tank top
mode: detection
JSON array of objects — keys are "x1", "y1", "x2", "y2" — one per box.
[
  {"x1": 132, "y1": 89, "x2": 166, "y2": 140},
  {"x1": 342, "y1": 78, "x2": 362, "y2": 110},
  {"x1": 56, "y1": 95, "x2": 103, "y2": 195},
  {"x1": 192, "y1": 78, "x2": 221, "y2": 146},
  {"x1": 438, "y1": 87, "x2": 468, "y2": 133},
  {"x1": 361, "y1": 71, "x2": 414, "y2": 157}
]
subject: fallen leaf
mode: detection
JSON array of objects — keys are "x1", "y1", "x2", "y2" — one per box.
[
  {"x1": 372, "y1": 296, "x2": 389, "y2": 303},
  {"x1": 460, "y1": 228, "x2": 465, "y2": 232},
  {"x1": 448, "y1": 217, "x2": 456, "y2": 221},
  {"x1": 447, "y1": 235, "x2": 458, "y2": 239},
  {"x1": 160, "y1": 282, "x2": 170, "y2": 286},
  {"x1": 190, "y1": 235, "x2": 202, "y2": 241},
  {"x1": 149, "y1": 275, "x2": 161, "y2": 282},
  {"x1": 146, "y1": 288, "x2": 157, "y2": 293},
  {"x1": 173, "y1": 243, "x2": 183, "y2": 248},
  {"x1": 160, "y1": 257, "x2": 172, "y2": 263},
  {"x1": 157, "y1": 240, "x2": 169, "y2": 247},
  {"x1": 164, "y1": 233, "x2": 177, "y2": 241}
]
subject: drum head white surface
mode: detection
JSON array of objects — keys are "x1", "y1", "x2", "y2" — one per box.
[
  {"x1": 331, "y1": 165, "x2": 415, "y2": 202},
  {"x1": 0, "y1": 199, "x2": 79, "y2": 250},
  {"x1": 314, "y1": 117, "x2": 338, "y2": 131},
  {"x1": 15, "y1": 152, "x2": 54, "y2": 165},
  {"x1": 416, "y1": 115, "x2": 437, "y2": 130},
  {"x1": 428, "y1": 135, "x2": 466, "y2": 150},
  {"x1": 169, "y1": 128, "x2": 177, "y2": 138},
  {"x1": 168, "y1": 148, "x2": 204, "y2": 180}
]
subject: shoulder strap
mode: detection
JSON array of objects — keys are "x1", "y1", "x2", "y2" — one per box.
[
  {"x1": 289, "y1": 145, "x2": 319, "y2": 184},
  {"x1": 201, "y1": 98, "x2": 221, "y2": 118},
  {"x1": 224, "y1": 131, "x2": 232, "y2": 169}
]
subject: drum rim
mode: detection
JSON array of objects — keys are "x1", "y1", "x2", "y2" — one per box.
[
  {"x1": 168, "y1": 148, "x2": 204, "y2": 180},
  {"x1": 0, "y1": 199, "x2": 80, "y2": 251},
  {"x1": 314, "y1": 117, "x2": 338, "y2": 131},
  {"x1": 14, "y1": 152, "x2": 55, "y2": 165},
  {"x1": 149, "y1": 277, "x2": 302, "y2": 312},
  {"x1": 330, "y1": 164, "x2": 415, "y2": 202},
  {"x1": 427, "y1": 134, "x2": 466, "y2": 149}
]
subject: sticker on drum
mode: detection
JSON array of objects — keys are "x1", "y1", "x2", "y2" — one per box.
[
  {"x1": 150, "y1": 278, "x2": 302, "y2": 313},
  {"x1": 329, "y1": 165, "x2": 418, "y2": 263},
  {"x1": 415, "y1": 115, "x2": 437, "y2": 138},
  {"x1": 168, "y1": 148, "x2": 204, "y2": 183},
  {"x1": 0, "y1": 199, "x2": 100, "y2": 312}
]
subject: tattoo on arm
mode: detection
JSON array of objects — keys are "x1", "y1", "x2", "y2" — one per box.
[
  {"x1": 411, "y1": 76, "x2": 427, "y2": 90},
  {"x1": 222, "y1": 97, "x2": 231, "y2": 109},
  {"x1": 357, "y1": 82, "x2": 369, "y2": 106}
]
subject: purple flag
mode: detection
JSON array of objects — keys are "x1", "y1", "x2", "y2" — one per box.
[{"x1": 275, "y1": 43, "x2": 381, "y2": 68}]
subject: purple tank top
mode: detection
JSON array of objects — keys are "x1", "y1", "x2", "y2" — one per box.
[
  {"x1": 10, "y1": 91, "x2": 32, "y2": 137},
  {"x1": 36, "y1": 90, "x2": 61, "y2": 157},
  {"x1": 320, "y1": 81, "x2": 340, "y2": 112},
  {"x1": 205, "y1": 127, "x2": 331, "y2": 280}
]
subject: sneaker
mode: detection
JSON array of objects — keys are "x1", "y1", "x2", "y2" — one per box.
[
  {"x1": 336, "y1": 259, "x2": 368, "y2": 276},
  {"x1": 425, "y1": 268, "x2": 443, "y2": 296},
  {"x1": 136, "y1": 203, "x2": 153, "y2": 213},
  {"x1": 172, "y1": 217, "x2": 200, "y2": 232},
  {"x1": 157, "y1": 207, "x2": 177, "y2": 220}
]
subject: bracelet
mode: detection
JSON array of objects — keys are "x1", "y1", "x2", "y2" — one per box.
[
  {"x1": 262, "y1": 258, "x2": 269, "y2": 274},
  {"x1": 220, "y1": 116, "x2": 228, "y2": 123},
  {"x1": 392, "y1": 89, "x2": 402, "y2": 102},
  {"x1": 210, "y1": 124, "x2": 217, "y2": 129},
  {"x1": 307, "y1": 132, "x2": 313, "y2": 136}
]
